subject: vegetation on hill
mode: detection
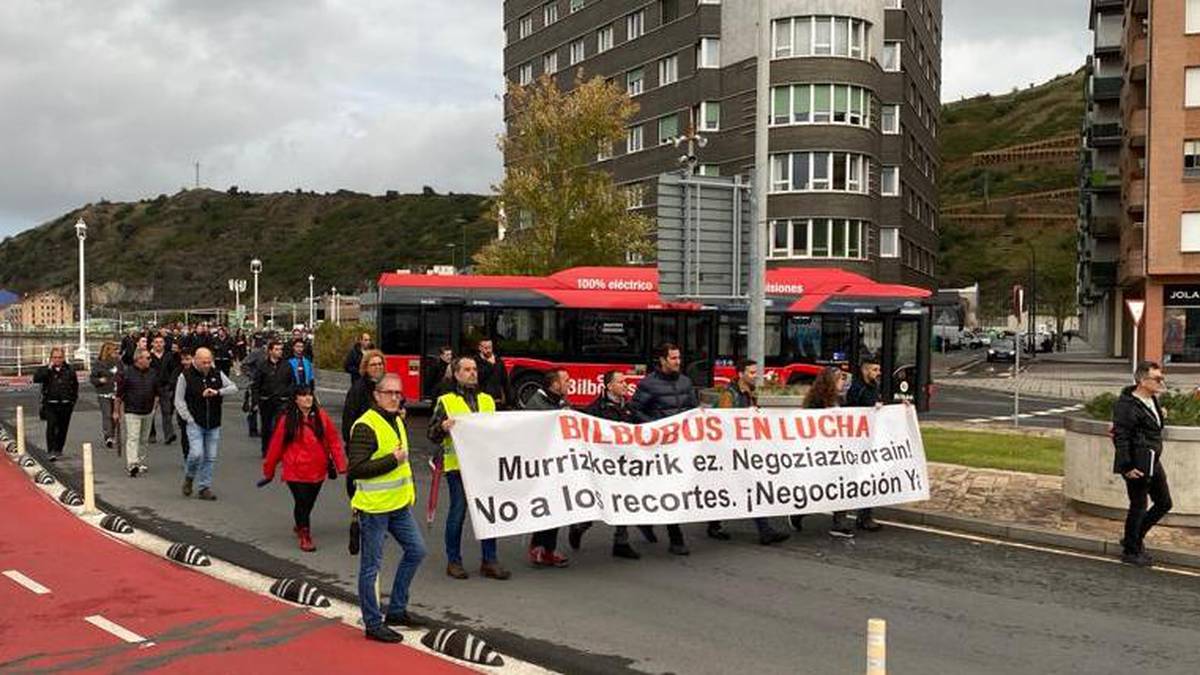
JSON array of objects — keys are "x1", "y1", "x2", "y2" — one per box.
[
  {"x1": 938, "y1": 69, "x2": 1085, "y2": 327},
  {"x1": 0, "y1": 188, "x2": 493, "y2": 307}
]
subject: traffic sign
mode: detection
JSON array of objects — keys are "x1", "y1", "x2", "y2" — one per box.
[{"x1": 1126, "y1": 299, "x2": 1146, "y2": 326}]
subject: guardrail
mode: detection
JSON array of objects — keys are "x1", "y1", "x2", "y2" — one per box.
[{"x1": 0, "y1": 342, "x2": 106, "y2": 376}]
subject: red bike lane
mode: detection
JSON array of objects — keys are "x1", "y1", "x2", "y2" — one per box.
[{"x1": 0, "y1": 459, "x2": 467, "y2": 674}]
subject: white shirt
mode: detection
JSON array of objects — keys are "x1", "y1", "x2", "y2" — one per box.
[{"x1": 1133, "y1": 391, "x2": 1160, "y2": 426}]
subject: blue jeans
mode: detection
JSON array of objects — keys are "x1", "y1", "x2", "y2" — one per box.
[
  {"x1": 445, "y1": 471, "x2": 497, "y2": 564},
  {"x1": 359, "y1": 507, "x2": 426, "y2": 630},
  {"x1": 184, "y1": 424, "x2": 220, "y2": 489}
]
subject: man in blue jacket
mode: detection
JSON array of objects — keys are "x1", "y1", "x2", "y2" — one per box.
[{"x1": 288, "y1": 338, "x2": 315, "y2": 387}]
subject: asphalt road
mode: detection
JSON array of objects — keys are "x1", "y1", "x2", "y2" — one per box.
[
  {"x1": 5, "y1": 388, "x2": 1200, "y2": 674},
  {"x1": 924, "y1": 386, "x2": 1080, "y2": 429}
]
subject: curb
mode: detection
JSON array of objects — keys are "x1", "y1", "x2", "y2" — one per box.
[{"x1": 875, "y1": 506, "x2": 1200, "y2": 570}]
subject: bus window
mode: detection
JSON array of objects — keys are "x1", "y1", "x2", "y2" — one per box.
[
  {"x1": 461, "y1": 310, "x2": 488, "y2": 352},
  {"x1": 820, "y1": 316, "x2": 853, "y2": 364},
  {"x1": 718, "y1": 314, "x2": 747, "y2": 362},
  {"x1": 577, "y1": 311, "x2": 644, "y2": 361},
  {"x1": 648, "y1": 313, "x2": 679, "y2": 352},
  {"x1": 765, "y1": 314, "x2": 783, "y2": 363},
  {"x1": 891, "y1": 319, "x2": 920, "y2": 400},
  {"x1": 784, "y1": 316, "x2": 822, "y2": 362},
  {"x1": 380, "y1": 306, "x2": 420, "y2": 355},
  {"x1": 684, "y1": 314, "x2": 714, "y2": 386},
  {"x1": 423, "y1": 307, "x2": 452, "y2": 357},
  {"x1": 494, "y1": 308, "x2": 563, "y2": 356}
]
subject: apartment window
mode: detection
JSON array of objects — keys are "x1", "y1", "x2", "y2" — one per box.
[
  {"x1": 882, "y1": 42, "x2": 901, "y2": 71},
  {"x1": 518, "y1": 14, "x2": 533, "y2": 40},
  {"x1": 768, "y1": 219, "x2": 866, "y2": 259},
  {"x1": 697, "y1": 38, "x2": 721, "y2": 68},
  {"x1": 881, "y1": 166, "x2": 900, "y2": 196},
  {"x1": 569, "y1": 39, "x2": 585, "y2": 65},
  {"x1": 1189, "y1": 0, "x2": 1200, "y2": 34},
  {"x1": 1186, "y1": 140, "x2": 1200, "y2": 176},
  {"x1": 768, "y1": 152, "x2": 871, "y2": 193},
  {"x1": 626, "y1": 183, "x2": 646, "y2": 209},
  {"x1": 597, "y1": 140, "x2": 613, "y2": 162},
  {"x1": 699, "y1": 101, "x2": 721, "y2": 131},
  {"x1": 661, "y1": 0, "x2": 680, "y2": 23},
  {"x1": 1184, "y1": 213, "x2": 1200, "y2": 252},
  {"x1": 544, "y1": 2, "x2": 558, "y2": 26},
  {"x1": 879, "y1": 228, "x2": 899, "y2": 258},
  {"x1": 570, "y1": 0, "x2": 584, "y2": 12},
  {"x1": 882, "y1": 104, "x2": 900, "y2": 134},
  {"x1": 597, "y1": 25, "x2": 613, "y2": 53},
  {"x1": 626, "y1": 67, "x2": 645, "y2": 95},
  {"x1": 518, "y1": 62, "x2": 533, "y2": 85},
  {"x1": 627, "y1": 125, "x2": 644, "y2": 153},
  {"x1": 658, "y1": 114, "x2": 679, "y2": 145},
  {"x1": 1188, "y1": 68, "x2": 1200, "y2": 107},
  {"x1": 627, "y1": 10, "x2": 645, "y2": 40},
  {"x1": 884, "y1": 0, "x2": 902, "y2": 8},
  {"x1": 698, "y1": 164, "x2": 720, "y2": 177},
  {"x1": 543, "y1": 51, "x2": 558, "y2": 75},
  {"x1": 658, "y1": 55, "x2": 678, "y2": 85},
  {"x1": 771, "y1": 84, "x2": 871, "y2": 128}
]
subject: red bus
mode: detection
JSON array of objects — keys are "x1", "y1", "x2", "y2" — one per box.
[{"x1": 376, "y1": 266, "x2": 933, "y2": 410}]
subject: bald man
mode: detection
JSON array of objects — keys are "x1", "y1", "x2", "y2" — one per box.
[{"x1": 175, "y1": 347, "x2": 238, "y2": 500}]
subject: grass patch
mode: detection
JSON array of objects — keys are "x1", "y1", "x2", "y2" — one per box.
[{"x1": 921, "y1": 427, "x2": 1063, "y2": 476}]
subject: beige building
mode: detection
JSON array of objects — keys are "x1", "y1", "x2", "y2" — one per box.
[{"x1": 18, "y1": 291, "x2": 74, "y2": 329}]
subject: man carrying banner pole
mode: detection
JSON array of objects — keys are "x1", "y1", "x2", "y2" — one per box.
[
  {"x1": 523, "y1": 368, "x2": 572, "y2": 568},
  {"x1": 428, "y1": 356, "x2": 511, "y2": 581}
]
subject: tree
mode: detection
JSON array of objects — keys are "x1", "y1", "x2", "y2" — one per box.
[{"x1": 475, "y1": 73, "x2": 653, "y2": 275}]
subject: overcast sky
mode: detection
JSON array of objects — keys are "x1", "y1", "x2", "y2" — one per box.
[{"x1": 0, "y1": 0, "x2": 1090, "y2": 237}]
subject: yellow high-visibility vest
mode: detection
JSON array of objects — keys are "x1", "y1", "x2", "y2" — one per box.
[
  {"x1": 438, "y1": 391, "x2": 495, "y2": 473},
  {"x1": 349, "y1": 409, "x2": 414, "y2": 514}
]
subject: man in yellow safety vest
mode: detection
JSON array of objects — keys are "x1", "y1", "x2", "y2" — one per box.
[
  {"x1": 348, "y1": 373, "x2": 426, "y2": 643},
  {"x1": 428, "y1": 356, "x2": 511, "y2": 581}
]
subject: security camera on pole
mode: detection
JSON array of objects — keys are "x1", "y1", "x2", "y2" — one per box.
[{"x1": 673, "y1": 127, "x2": 707, "y2": 176}]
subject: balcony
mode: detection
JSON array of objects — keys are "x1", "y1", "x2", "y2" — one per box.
[
  {"x1": 1125, "y1": 178, "x2": 1145, "y2": 215},
  {"x1": 1089, "y1": 261, "x2": 1118, "y2": 288},
  {"x1": 1090, "y1": 76, "x2": 1122, "y2": 101},
  {"x1": 1088, "y1": 122, "x2": 1123, "y2": 147},
  {"x1": 1126, "y1": 32, "x2": 1147, "y2": 81},
  {"x1": 1089, "y1": 214, "x2": 1121, "y2": 238},
  {"x1": 1087, "y1": 169, "x2": 1121, "y2": 193},
  {"x1": 1126, "y1": 108, "x2": 1147, "y2": 148}
]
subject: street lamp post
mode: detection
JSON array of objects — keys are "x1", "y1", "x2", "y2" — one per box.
[
  {"x1": 74, "y1": 218, "x2": 88, "y2": 363},
  {"x1": 227, "y1": 278, "x2": 246, "y2": 326},
  {"x1": 307, "y1": 274, "x2": 315, "y2": 328},
  {"x1": 250, "y1": 258, "x2": 262, "y2": 328},
  {"x1": 331, "y1": 287, "x2": 340, "y2": 326}
]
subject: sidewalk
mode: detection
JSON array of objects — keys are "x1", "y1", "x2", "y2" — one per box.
[
  {"x1": 0, "y1": 458, "x2": 467, "y2": 674},
  {"x1": 885, "y1": 462, "x2": 1200, "y2": 566}
]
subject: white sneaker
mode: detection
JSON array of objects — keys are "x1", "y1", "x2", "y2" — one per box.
[{"x1": 138, "y1": 464, "x2": 149, "y2": 475}]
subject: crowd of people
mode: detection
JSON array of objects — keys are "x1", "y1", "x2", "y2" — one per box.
[{"x1": 30, "y1": 322, "x2": 1178, "y2": 643}]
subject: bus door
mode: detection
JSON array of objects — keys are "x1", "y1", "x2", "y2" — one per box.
[
  {"x1": 859, "y1": 312, "x2": 929, "y2": 411},
  {"x1": 419, "y1": 304, "x2": 455, "y2": 398},
  {"x1": 683, "y1": 313, "x2": 716, "y2": 387}
]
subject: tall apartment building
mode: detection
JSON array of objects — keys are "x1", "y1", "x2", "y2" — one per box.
[
  {"x1": 1079, "y1": 0, "x2": 1200, "y2": 364},
  {"x1": 18, "y1": 291, "x2": 73, "y2": 329},
  {"x1": 502, "y1": 0, "x2": 942, "y2": 289}
]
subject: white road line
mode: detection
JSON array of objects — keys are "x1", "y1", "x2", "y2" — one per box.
[
  {"x1": 84, "y1": 615, "x2": 155, "y2": 646},
  {"x1": 2, "y1": 570, "x2": 51, "y2": 595},
  {"x1": 880, "y1": 520, "x2": 1200, "y2": 578}
]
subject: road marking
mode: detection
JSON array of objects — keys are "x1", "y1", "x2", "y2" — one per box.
[
  {"x1": 961, "y1": 403, "x2": 1084, "y2": 424},
  {"x1": 2, "y1": 570, "x2": 51, "y2": 594},
  {"x1": 84, "y1": 615, "x2": 155, "y2": 646},
  {"x1": 880, "y1": 520, "x2": 1200, "y2": 578}
]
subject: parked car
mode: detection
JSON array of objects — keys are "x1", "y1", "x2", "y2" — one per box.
[{"x1": 987, "y1": 338, "x2": 1018, "y2": 363}]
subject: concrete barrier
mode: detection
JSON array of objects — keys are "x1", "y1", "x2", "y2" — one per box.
[{"x1": 1063, "y1": 415, "x2": 1200, "y2": 527}]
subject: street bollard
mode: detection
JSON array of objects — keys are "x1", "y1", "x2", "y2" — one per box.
[
  {"x1": 866, "y1": 618, "x2": 886, "y2": 675},
  {"x1": 82, "y1": 442, "x2": 96, "y2": 514},
  {"x1": 16, "y1": 405, "x2": 25, "y2": 456}
]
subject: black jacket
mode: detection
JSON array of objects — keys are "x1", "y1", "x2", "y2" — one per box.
[
  {"x1": 116, "y1": 365, "x2": 159, "y2": 415},
  {"x1": 476, "y1": 354, "x2": 510, "y2": 407},
  {"x1": 845, "y1": 379, "x2": 882, "y2": 407},
  {"x1": 1112, "y1": 385, "x2": 1165, "y2": 476},
  {"x1": 344, "y1": 344, "x2": 364, "y2": 382},
  {"x1": 90, "y1": 358, "x2": 120, "y2": 396},
  {"x1": 253, "y1": 357, "x2": 294, "y2": 403},
  {"x1": 629, "y1": 369, "x2": 697, "y2": 422},
  {"x1": 35, "y1": 364, "x2": 78, "y2": 405},
  {"x1": 347, "y1": 406, "x2": 403, "y2": 482},
  {"x1": 585, "y1": 393, "x2": 635, "y2": 423},
  {"x1": 526, "y1": 388, "x2": 568, "y2": 411},
  {"x1": 341, "y1": 376, "x2": 378, "y2": 444}
]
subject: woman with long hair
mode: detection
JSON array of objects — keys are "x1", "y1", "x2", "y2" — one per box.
[
  {"x1": 263, "y1": 384, "x2": 348, "y2": 552},
  {"x1": 795, "y1": 367, "x2": 851, "y2": 536},
  {"x1": 90, "y1": 342, "x2": 121, "y2": 449},
  {"x1": 341, "y1": 349, "x2": 391, "y2": 444}
]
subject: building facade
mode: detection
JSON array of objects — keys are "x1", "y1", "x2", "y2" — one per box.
[
  {"x1": 18, "y1": 291, "x2": 74, "y2": 329},
  {"x1": 1079, "y1": 0, "x2": 1200, "y2": 364},
  {"x1": 502, "y1": 0, "x2": 942, "y2": 288}
]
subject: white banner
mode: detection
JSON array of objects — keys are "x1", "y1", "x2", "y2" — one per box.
[{"x1": 450, "y1": 404, "x2": 929, "y2": 539}]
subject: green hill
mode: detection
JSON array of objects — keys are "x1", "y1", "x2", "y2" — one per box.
[{"x1": 0, "y1": 188, "x2": 493, "y2": 307}]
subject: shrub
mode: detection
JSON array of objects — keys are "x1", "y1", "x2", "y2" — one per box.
[
  {"x1": 313, "y1": 321, "x2": 374, "y2": 371},
  {"x1": 1084, "y1": 390, "x2": 1200, "y2": 427}
]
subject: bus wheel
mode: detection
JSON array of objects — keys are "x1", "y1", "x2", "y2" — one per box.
[{"x1": 512, "y1": 373, "x2": 543, "y2": 409}]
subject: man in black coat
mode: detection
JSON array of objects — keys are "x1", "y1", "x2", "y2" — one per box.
[
  {"x1": 524, "y1": 368, "x2": 572, "y2": 568},
  {"x1": 475, "y1": 337, "x2": 510, "y2": 409},
  {"x1": 843, "y1": 356, "x2": 884, "y2": 533},
  {"x1": 34, "y1": 347, "x2": 78, "y2": 461},
  {"x1": 252, "y1": 340, "x2": 293, "y2": 457},
  {"x1": 1112, "y1": 361, "x2": 1172, "y2": 567},
  {"x1": 629, "y1": 343, "x2": 697, "y2": 555},
  {"x1": 344, "y1": 332, "x2": 373, "y2": 386}
]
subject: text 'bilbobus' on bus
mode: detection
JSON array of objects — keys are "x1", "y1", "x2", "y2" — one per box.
[{"x1": 376, "y1": 266, "x2": 933, "y2": 410}]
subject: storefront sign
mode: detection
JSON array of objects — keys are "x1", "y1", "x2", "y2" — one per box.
[{"x1": 1165, "y1": 285, "x2": 1200, "y2": 307}]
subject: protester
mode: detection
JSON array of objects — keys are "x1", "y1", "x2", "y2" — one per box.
[
  {"x1": 344, "y1": 332, "x2": 373, "y2": 385},
  {"x1": 348, "y1": 373, "x2": 426, "y2": 642},
  {"x1": 423, "y1": 345, "x2": 454, "y2": 399},
  {"x1": 341, "y1": 348, "x2": 389, "y2": 553},
  {"x1": 211, "y1": 326, "x2": 235, "y2": 376},
  {"x1": 1112, "y1": 361, "x2": 1173, "y2": 567},
  {"x1": 428, "y1": 356, "x2": 510, "y2": 580},
  {"x1": 183, "y1": 323, "x2": 211, "y2": 353},
  {"x1": 570, "y1": 369, "x2": 644, "y2": 559},
  {"x1": 233, "y1": 329, "x2": 248, "y2": 372},
  {"x1": 242, "y1": 336, "x2": 266, "y2": 437},
  {"x1": 709, "y1": 359, "x2": 791, "y2": 545},
  {"x1": 253, "y1": 340, "x2": 293, "y2": 457},
  {"x1": 170, "y1": 350, "x2": 194, "y2": 460},
  {"x1": 114, "y1": 348, "x2": 158, "y2": 477},
  {"x1": 842, "y1": 356, "x2": 884, "y2": 532},
  {"x1": 119, "y1": 329, "x2": 139, "y2": 365},
  {"x1": 524, "y1": 368, "x2": 572, "y2": 567},
  {"x1": 263, "y1": 384, "x2": 347, "y2": 552},
  {"x1": 175, "y1": 347, "x2": 237, "y2": 500},
  {"x1": 292, "y1": 327, "x2": 314, "y2": 360},
  {"x1": 629, "y1": 343, "x2": 698, "y2": 555},
  {"x1": 148, "y1": 334, "x2": 177, "y2": 445},
  {"x1": 34, "y1": 346, "x2": 78, "y2": 462},
  {"x1": 799, "y1": 366, "x2": 853, "y2": 538},
  {"x1": 90, "y1": 342, "x2": 121, "y2": 450},
  {"x1": 475, "y1": 337, "x2": 510, "y2": 408},
  {"x1": 288, "y1": 338, "x2": 315, "y2": 387}
]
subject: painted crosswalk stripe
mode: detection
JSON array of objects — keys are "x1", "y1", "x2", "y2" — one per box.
[
  {"x1": 84, "y1": 615, "x2": 154, "y2": 646},
  {"x1": 2, "y1": 570, "x2": 51, "y2": 595}
]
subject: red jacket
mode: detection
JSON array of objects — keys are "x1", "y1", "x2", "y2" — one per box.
[{"x1": 263, "y1": 408, "x2": 348, "y2": 483}]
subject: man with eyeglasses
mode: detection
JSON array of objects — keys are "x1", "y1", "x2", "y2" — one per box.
[{"x1": 1112, "y1": 360, "x2": 1173, "y2": 567}]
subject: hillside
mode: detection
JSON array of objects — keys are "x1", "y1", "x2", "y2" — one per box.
[
  {"x1": 0, "y1": 188, "x2": 493, "y2": 307},
  {"x1": 937, "y1": 69, "x2": 1085, "y2": 323}
]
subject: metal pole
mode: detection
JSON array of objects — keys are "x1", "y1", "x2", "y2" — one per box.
[
  {"x1": 77, "y1": 227, "x2": 87, "y2": 362},
  {"x1": 748, "y1": 0, "x2": 769, "y2": 385},
  {"x1": 253, "y1": 270, "x2": 260, "y2": 328},
  {"x1": 1014, "y1": 302, "x2": 1021, "y2": 427},
  {"x1": 308, "y1": 275, "x2": 315, "y2": 328},
  {"x1": 1132, "y1": 323, "x2": 1139, "y2": 379}
]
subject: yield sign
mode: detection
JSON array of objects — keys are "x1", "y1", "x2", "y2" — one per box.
[{"x1": 1126, "y1": 299, "x2": 1146, "y2": 326}]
